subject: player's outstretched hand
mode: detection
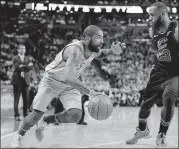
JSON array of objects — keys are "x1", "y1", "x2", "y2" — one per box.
[
  {"x1": 111, "y1": 42, "x2": 126, "y2": 54},
  {"x1": 89, "y1": 90, "x2": 102, "y2": 99}
]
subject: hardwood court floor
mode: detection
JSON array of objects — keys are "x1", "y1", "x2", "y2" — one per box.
[{"x1": 1, "y1": 107, "x2": 178, "y2": 148}]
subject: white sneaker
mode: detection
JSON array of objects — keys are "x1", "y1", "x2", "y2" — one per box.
[
  {"x1": 126, "y1": 127, "x2": 152, "y2": 144},
  {"x1": 35, "y1": 117, "x2": 48, "y2": 141},
  {"x1": 11, "y1": 133, "x2": 23, "y2": 148},
  {"x1": 155, "y1": 133, "x2": 167, "y2": 148}
]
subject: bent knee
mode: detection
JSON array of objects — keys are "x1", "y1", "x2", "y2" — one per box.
[
  {"x1": 162, "y1": 89, "x2": 178, "y2": 105},
  {"x1": 66, "y1": 108, "x2": 82, "y2": 123}
]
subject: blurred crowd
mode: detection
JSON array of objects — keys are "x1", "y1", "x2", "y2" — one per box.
[
  {"x1": 93, "y1": 0, "x2": 178, "y2": 6},
  {"x1": 1, "y1": 2, "x2": 178, "y2": 107}
]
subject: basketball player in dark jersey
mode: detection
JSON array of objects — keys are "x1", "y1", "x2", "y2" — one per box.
[{"x1": 126, "y1": 2, "x2": 179, "y2": 148}]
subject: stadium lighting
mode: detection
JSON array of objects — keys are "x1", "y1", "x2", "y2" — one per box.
[
  {"x1": 126, "y1": 6, "x2": 143, "y2": 13},
  {"x1": 14, "y1": 2, "x2": 20, "y2": 6},
  {"x1": 94, "y1": 7, "x2": 101, "y2": 13},
  {"x1": 172, "y1": 7, "x2": 177, "y2": 13},
  {"x1": 31, "y1": 3, "x2": 146, "y2": 14},
  {"x1": 59, "y1": 5, "x2": 64, "y2": 11},
  {"x1": 66, "y1": 5, "x2": 71, "y2": 11},
  {"x1": 121, "y1": 7, "x2": 126, "y2": 12},
  {"x1": 1, "y1": 1, "x2": 5, "y2": 4},
  {"x1": 74, "y1": 6, "x2": 79, "y2": 12},
  {"x1": 106, "y1": 6, "x2": 112, "y2": 13},
  {"x1": 35, "y1": 3, "x2": 48, "y2": 11},
  {"x1": 116, "y1": 7, "x2": 120, "y2": 12},
  {"x1": 83, "y1": 6, "x2": 90, "y2": 12}
]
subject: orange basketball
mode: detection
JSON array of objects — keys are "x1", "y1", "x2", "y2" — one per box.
[{"x1": 88, "y1": 94, "x2": 113, "y2": 120}]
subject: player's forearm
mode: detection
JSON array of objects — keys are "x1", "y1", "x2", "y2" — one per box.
[
  {"x1": 102, "y1": 49, "x2": 113, "y2": 55},
  {"x1": 97, "y1": 49, "x2": 113, "y2": 60},
  {"x1": 65, "y1": 78, "x2": 91, "y2": 95}
]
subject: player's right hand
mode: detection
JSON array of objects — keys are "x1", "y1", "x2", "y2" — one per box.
[
  {"x1": 89, "y1": 90, "x2": 102, "y2": 98},
  {"x1": 111, "y1": 42, "x2": 126, "y2": 54}
]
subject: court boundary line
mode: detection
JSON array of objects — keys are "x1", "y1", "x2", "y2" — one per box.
[
  {"x1": 76, "y1": 136, "x2": 178, "y2": 148},
  {"x1": 1, "y1": 124, "x2": 77, "y2": 139},
  {"x1": 1, "y1": 132, "x2": 17, "y2": 139},
  {"x1": 1, "y1": 115, "x2": 178, "y2": 139},
  {"x1": 1, "y1": 131, "x2": 178, "y2": 147}
]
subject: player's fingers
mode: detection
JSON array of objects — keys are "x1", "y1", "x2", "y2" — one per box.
[
  {"x1": 122, "y1": 45, "x2": 126, "y2": 49},
  {"x1": 121, "y1": 43, "x2": 126, "y2": 46},
  {"x1": 111, "y1": 42, "x2": 115, "y2": 46},
  {"x1": 121, "y1": 43, "x2": 126, "y2": 49},
  {"x1": 116, "y1": 42, "x2": 121, "y2": 46}
]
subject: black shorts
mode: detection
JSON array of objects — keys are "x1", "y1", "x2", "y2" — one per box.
[{"x1": 143, "y1": 68, "x2": 179, "y2": 101}]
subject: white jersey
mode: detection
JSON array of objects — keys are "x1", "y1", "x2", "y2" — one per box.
[{"x1": 44, "y1": 41, "x2": 97, "y2": 85}]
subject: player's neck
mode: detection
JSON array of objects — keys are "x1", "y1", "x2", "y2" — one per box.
[
  {"x1": 82, "y1": 41, "x2": 93, "y2": 59},
  {"x1": 158, "y1": 19, "x2": 171, "y2": 33}
]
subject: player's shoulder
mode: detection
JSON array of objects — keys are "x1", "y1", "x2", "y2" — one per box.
[
  {"x1": 63, "y1": 42, "x2": 83, "y2": 60},
  {"x1": 66, "y1": 41, "x2": 83, "y2": 53},
  {"x1": 67, "y1": 41, "x2": 83, "y2": 49}
]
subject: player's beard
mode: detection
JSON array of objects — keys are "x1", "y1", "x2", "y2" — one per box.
[
  {"x1": 88, "y1": 40, "x2": 100, "y2": 53},
  {"x1": 154, "y1": 15, "x2": 162, "y2": 29}
]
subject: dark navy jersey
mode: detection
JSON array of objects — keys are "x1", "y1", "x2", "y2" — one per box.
[{"x1": 152, "y1": 21, "x2": 179, "y2": 76}]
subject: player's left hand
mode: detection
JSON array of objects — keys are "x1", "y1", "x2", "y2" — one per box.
[{"x1": 111, "y1": 42, "x2": 126, "y2": 54}]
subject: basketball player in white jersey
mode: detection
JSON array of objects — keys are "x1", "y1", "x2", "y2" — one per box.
[{"x1": 11, "y1": 25, "x2": 126, "y2": 148}]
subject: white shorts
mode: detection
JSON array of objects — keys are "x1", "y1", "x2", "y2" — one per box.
[{"x1": 32, "y1": 75, "x2": 82, "y2": 112}]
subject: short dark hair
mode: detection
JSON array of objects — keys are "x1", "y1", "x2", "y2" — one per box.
[
  {"x1": 83, "y1": 25, "x2": 102, "y2": 37},
  {"x1": 17, "y1": 44, "x2": 25, "y2": 50},
  {"x1": 150, "y1": 2, "x2": 168, "y2": 13}
]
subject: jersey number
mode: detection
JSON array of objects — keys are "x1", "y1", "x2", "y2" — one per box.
[{"x1": 157, "y1": 49, "x2": 171, "y2": 62}]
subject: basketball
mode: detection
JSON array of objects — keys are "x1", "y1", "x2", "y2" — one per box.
[{"x1": 88, "y1": 94, "x2": 113, "y2": 120}]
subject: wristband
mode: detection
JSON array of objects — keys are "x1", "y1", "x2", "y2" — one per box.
[{"x1": 89, "y1": 90, "x2": 94, "y2": 97}]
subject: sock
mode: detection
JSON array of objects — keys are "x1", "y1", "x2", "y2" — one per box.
[
  {"x1": 139, "y1": 121, "x2": 147, "y2": 131},
  {"x1": 18, "y1": 109, "x2": 44, "y2": 136},
  {"x1": 138, "y1": 118, "x2": 148, "y2": 131},
  {"x1": 18, "y1": 128, "x2": 27, "y2": 136},
  {"x1": 158, "y1": 120, "x2": 169, "y2": 135}
]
